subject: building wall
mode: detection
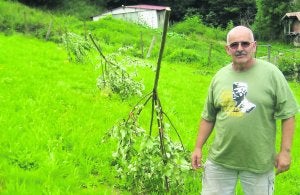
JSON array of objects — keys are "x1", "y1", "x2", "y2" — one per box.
[
  {"x1": 292, "y1": 20, "x2": 300, "y2": 33},
  {"x1": 92, "y1": 7, "x2": 163, "y2": 29},
  {"x1": 137, "y1": 10, "x2": 158, "y2": 28},
  {"x1": 283, "y1": 19, "x2": 300, "y2": 35},
  {"x1": 157, "y1": 11, "x2": 165, "y2": 28}
]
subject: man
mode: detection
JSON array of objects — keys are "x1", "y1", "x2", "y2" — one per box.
[{"x1": 191, "y1": 26, "x2": 299, "y2": 195}]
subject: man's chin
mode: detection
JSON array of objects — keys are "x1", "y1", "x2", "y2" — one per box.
[{"x1": 234, "y1": 58, "x2": 249, "y2": 66}]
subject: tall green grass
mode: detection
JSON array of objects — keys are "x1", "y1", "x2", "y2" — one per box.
[
  {"x1": 0, "y1": 1, "x2": 299, "y2": 194},
  {"x1": 0, "y1": 33, "x2": 130, "y2": 193},
  {"x1": 1, "y1": 31, "x2": 299, "y2": 194},
  {"x1": 0, "y1": 0, "x2": 79, "y2": 42}
]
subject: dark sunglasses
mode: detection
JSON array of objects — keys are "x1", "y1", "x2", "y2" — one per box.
[{"x1": 228, "y1": 41, "x2": 253, "y2": 49}]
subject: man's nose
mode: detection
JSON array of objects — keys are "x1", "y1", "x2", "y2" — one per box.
[{"x1": 237, "y1": 43, "x2": 244, "y2": 50}]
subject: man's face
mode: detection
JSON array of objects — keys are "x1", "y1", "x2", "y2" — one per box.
[
  {"x1": 233, "y1": 82, "x2": 247, "y2": 101},
  {"x1": 225, "y1": 29, "x2": 256, "y2": 67},
  {"x1": 233, "y1": 86, "x2": 246, "y2": 101}
]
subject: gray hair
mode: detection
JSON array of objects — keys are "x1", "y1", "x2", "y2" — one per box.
[{"x1": 226, "y1": 26, "x2": 255, "y2": 44}]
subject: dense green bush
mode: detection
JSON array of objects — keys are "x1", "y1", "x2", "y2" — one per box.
[
  {"x1": 170, "y1": 16, "x2": 226, "y2": 41},
  {"x1": 167, "y1": 48, "x2": 203, "y2": 64},
  {"x1": 276, "y1": 50, "x2": 300, "y2": 79},
  {"x1": 54, "y1": 0, "x2": 103, "y2": 20}
]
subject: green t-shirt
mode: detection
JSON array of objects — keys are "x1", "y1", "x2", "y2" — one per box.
[{"x1": 202, "y1": 59, "x2": 299, "y2": 173}]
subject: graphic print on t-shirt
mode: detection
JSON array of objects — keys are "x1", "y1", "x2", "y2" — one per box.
[
  {"x1": 232, "y1": 82, "x2": 256, "y2": 113},
  {"x1": 220, "y1": 82, "x2": 256, "y2": 117}
]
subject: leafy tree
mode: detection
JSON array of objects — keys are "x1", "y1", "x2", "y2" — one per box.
[
  {"x1": 17, "y1": 0, "x2": 63, "y2": 8},
  {"x1": 202, "y1": 0, "x2": 256, "y2": 28},
  {"x1": 253, "y1": 0, "x2": 293, "y2": 40},
  {"x1": 293, "y1": 0, "x2": 300, "y2": 10},
  {"x1": 160, "y1": 0, "x2": 195, "y2": 21},
  {"x1": 17, "y1": 0, "x2": 106, "y2": 10}
]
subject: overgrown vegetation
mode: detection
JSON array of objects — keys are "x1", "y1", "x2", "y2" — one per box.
[
  {"x1": 0, "y1": 1, "x2": 299, "y2": 194},
  {"x1": 0, "y1": 0, "x2": 79, "y2": 42}
]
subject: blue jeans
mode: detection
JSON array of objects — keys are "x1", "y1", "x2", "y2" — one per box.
[{"x1": 202, "y1": 160, "x2": 275, "y2": 195}]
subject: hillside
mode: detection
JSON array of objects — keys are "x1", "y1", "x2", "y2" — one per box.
[{"x1": 0, "y1": 1, "x2": 300, "y2": 194}]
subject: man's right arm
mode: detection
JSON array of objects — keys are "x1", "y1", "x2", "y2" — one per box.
[{"x1": 191, "y1": 118, "x2": 215, "y2": 169}]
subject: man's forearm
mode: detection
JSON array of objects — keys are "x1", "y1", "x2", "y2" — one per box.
[
  {"x1": 275, "y1": 116, "x2": 295, "y2": 174},
  {"x1": 280, "y1": 116, "x2": 295, "y2": 153},
  {"x1": 194, "y1": 118, "x2": 215, "y2": 149}
]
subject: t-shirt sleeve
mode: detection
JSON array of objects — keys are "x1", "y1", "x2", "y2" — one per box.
[
  {"x1": 201, "y1": 79, "x2": 218, "y2": 121},
  {"x1": 273, "y1": 70, "x2": 299, "y2": 119}
]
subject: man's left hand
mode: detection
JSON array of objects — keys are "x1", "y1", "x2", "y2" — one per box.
[{"x1": 275, "y1": 150, "x2": 291, "y2": 175}]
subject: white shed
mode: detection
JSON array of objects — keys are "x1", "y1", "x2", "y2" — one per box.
[{"x1": 92, "y1": 4, "x2": 170, "y2": 29}]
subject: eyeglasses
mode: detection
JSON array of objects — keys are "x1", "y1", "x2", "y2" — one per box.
[{"x1": 228, "y1": 41, "x2": 253, "y2": 49}]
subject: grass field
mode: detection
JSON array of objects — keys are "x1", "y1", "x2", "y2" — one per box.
[
  {"x1": 0, "y1": 2, "x2": 299, "y2": 192},
  {"x1": 0, "y1": 31, "x2": 299, "y2": 194}
]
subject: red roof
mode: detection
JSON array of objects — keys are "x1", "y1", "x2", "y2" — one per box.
[{"x1": 126, "y1": 4, "x2": 170, "y2": 11}]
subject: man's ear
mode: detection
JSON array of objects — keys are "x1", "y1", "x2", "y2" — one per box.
[
  {"x1": 225, "y1": 45, "x2": 231, "y2": 55},
  {"x1": 252, "y1": 41, "x2": 257, "y2": 53}
]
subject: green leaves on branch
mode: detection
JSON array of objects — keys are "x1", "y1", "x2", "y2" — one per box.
[
  {"x1": 89, "y1": 34, "x2": 145, "y2": 100},
  {"x1": 62, "y1": 32, "x2": 92, "y2": 63},
  {"x1": 62, "y1": 32, "x2": 146, "y2": 99},
  {"x1": 276, "y1": 50, "x2": 300, "y2": 81},
  {"x1": 107, "y1": 104, "x2": 190, "y2": 193},
  {"x1": 96, "y1": 62, "x2": 144, "y2": 100}
]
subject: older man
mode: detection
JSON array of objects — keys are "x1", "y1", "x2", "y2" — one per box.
[{"x1": 191, "y1": 26, "x2": 298, "y2": 195}]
